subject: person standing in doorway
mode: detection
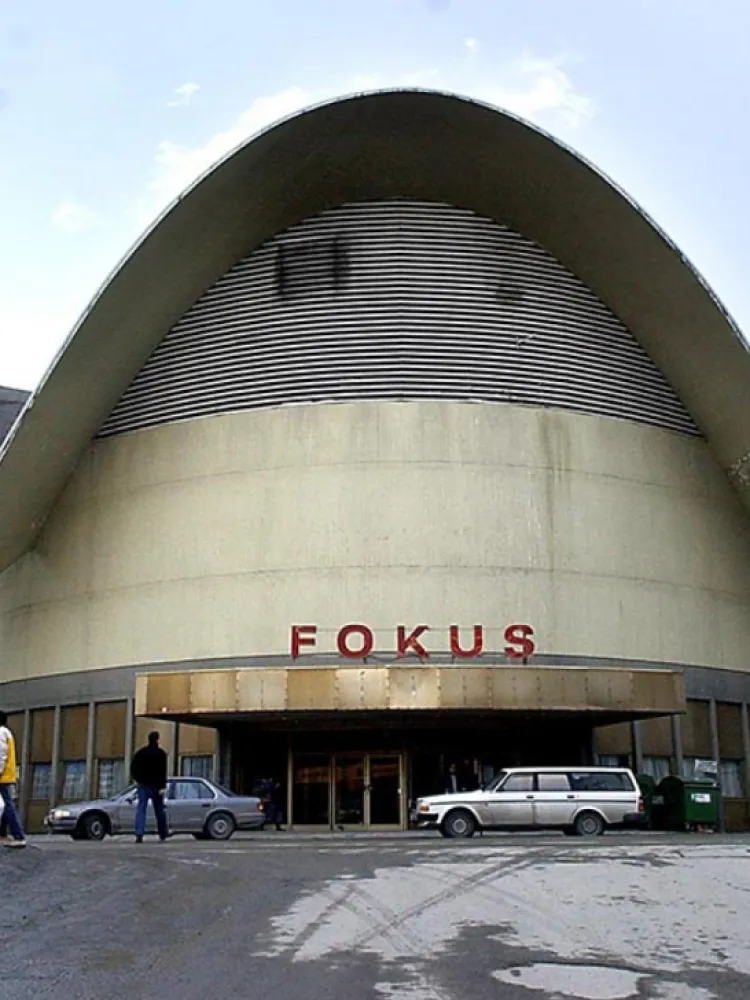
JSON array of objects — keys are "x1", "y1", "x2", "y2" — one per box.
[
  {"x1": 130, "y1": 731, "x2": 169, "y2": 844},
  {"x1": 267, "y1": 779, "x2": 285, "y2": 831},
  {"x1": 445, "y1": 762, "x2": 460, "y2": 795},
  {"x1": 0, "y1": 711, "x2": 26, "y2": 848}
]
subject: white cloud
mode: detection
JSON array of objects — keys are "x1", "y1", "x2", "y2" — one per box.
[
  {"x1": 167, "y1": 82, "x2": 201, "y2": 108},
  {"x1": 51, "y1": 201, "x2": 98, "y2": 234},
  {"x1": 137, "y1": 57, "x2": 593, "y2": 227},
  {"x1": 480, "y1": 53, "x2": 594, "y2": 130},
  {"x1": 465, "y1": 37, "x2": 480, "y2": 52}
]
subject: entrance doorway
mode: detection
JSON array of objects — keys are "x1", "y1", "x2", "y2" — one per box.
[{"x1": 291, "y1": 752, "x2": 404, "y2": 829}]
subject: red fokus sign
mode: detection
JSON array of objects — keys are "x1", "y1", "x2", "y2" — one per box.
[{"x1": 290, "y1": 624, "x2": 535, "y2": 660}]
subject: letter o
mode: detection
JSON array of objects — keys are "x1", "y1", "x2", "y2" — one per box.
[{"x1": 337, "y1": 624, "x2": 374, "y2": 659}]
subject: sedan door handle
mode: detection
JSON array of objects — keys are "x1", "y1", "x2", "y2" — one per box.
[
  {"x1": 526, "y1": 795, "x2": 535, "y2": 800},
  {"x1": 567, "y1": 794, "x2": 576, "y2": 800}
]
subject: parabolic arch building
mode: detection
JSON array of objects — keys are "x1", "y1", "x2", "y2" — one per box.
[{"x1": 2, "y1": 89, "x2": 750, "y2": 832}]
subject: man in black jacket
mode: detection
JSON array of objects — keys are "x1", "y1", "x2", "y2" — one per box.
[{"x1": 130, "y1": 731, "x2": 169, "y2": 843}]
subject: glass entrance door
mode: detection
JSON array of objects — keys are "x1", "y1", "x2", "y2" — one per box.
[
  {"x1": 292, "y1": 753, "x2": 331, "y2": 826},
  {"x1": 334, "y1": 754, "x2": 366, "y2": 827},
  {"x1": 291, "y1": 751, "x2": 404, "y2": 829},
  {"x1": 368, "y1": 754, "x2": 402, "y2": 827}
]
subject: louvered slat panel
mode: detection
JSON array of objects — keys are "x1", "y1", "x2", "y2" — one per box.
[{"x1": 98, "y1": 200, "x2": 699, "y2": 438}]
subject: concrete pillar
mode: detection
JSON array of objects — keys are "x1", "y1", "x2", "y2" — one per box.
[
  {"x1": 708, "y1": 698, "x2": 725, "y2": 833},
  {"x1": 671, "y1": 714, "x2": 684, "y2": 777},
  {"x1": 171, "y1": 723, "x2": 181, "y2": 778},
  {"x1": 84, "y1": 702, "x2": 96, "y2": 800},
  {"x1": 741, "y1": 703, "x2": 750, "y2": 803},
  {"x1": 217, "y1": 727, "x2": 233, "y2": 789},
  {"x1": 19, "y1": 709, "x2": 31, "y2": 824},
  {"x1": 630, "y1": 720, "x2": 643, "y2": 774},
  {"x1": 286, "y1": 740, "x2": 294, "y2": 831},
  {"x1": 49, "y1": 705, "x2": 62, "y2": 811},
  {"x1": 123, "y1": 698, "x2": 135, "y2": 779}
]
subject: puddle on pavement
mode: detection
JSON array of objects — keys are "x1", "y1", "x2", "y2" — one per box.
[{"x1": 492, "y1": 962, "x2": 644, "y2": 999}]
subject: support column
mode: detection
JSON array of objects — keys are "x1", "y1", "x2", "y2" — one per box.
[
  {"x1": 741, "y1": 704, "x2": 750, "y2": 805},
  {"x1": 630, "y1": 720, "x2": 643, "y2": 774},
  {"x1": 171, "y1": 723, "x2": 181, "y2": 778},
  {"x1": 49, "y1": 705, "x2": 62, "y2": 811},
  {"x1": 19, "y1": 709, "x2": 31, "y2": 824},
  {"x1": 217, "y1": 726, "x2": 233, "y2": 789},
  {"x1": 709, "y1": 698, "x2": 725, "y2": 833},
  {"x1": 671, "y1": 714, "x2": 684, "y2": 777},
  {"x1": 286, "y1": 737, "x2": 294, "y2": 831},
  {"x1": 123, "y1": 698, "x2": 134, "y2": 778},
  {"x1": 84, "y1": 702, "x2": 96, "y2": 800}
]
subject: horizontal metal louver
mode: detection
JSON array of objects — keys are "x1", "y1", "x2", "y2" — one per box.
[{"x1": 98, "y1": 200, "x2": 700, "y2": 438}]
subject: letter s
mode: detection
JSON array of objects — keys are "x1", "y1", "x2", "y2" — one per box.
[{"x1": 504, "y1": 624, "x2": 535, "y2": 660}]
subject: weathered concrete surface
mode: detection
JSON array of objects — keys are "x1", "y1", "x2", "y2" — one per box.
[{"x1": 3, "y1": 833, "x2": 750, "y2": 999}]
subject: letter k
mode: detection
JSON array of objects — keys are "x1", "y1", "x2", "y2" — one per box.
[{"x1": 397, "y1": 625, "x2": 429, "y2": 657}]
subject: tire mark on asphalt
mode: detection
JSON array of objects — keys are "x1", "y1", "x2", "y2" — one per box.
[
  {"x1": 337, "y1": 853, "x2": 544, "y2": 954},
  {"x1": 259, "y1": 879, "x2": 363, "y2": 956}
]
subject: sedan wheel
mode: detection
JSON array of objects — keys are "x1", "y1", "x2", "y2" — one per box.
[
  {"x1": 82, "y1": 813, "x2": 108, "y2": 841},
  {"x1": 442, "y1": 809, "x2": 476, "y2": 839},
  {"x1": 205, "y1": 811, "x2": 236, "y2": 841}
]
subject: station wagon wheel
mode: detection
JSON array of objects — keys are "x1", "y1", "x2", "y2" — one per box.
[
  {"x1": 81, "y1": 813, "x2": 108, "y2": 841},
  {"x1": 205, "y1": 811, "x2": 236, "y2": 841},
  {"x1": 442, "y1": 809, "x2": 476, "y2": 839},
  {"x1": 574, "y1": 811, "x2": 604, "y2": 837}
]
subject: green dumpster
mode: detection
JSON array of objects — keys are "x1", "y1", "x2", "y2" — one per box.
[{"x1": 656, "y1": 775, "x2": 720, "y2": 832}]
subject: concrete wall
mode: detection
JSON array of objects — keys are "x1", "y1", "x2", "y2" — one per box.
[{"x1": 1, "y1": 400, "x2": 750, "y2": 682}]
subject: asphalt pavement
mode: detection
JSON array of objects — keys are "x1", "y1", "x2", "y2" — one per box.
[{"x1": 3, "y1": 831, "x2": 750, "y2": 1000}]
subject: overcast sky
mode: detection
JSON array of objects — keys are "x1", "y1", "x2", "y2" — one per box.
[{"x1": 1, "y1": 0, "x2": 749, "y2": 390}]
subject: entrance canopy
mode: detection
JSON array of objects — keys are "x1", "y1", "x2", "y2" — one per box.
[{"x1": 135, "y1": 664, "x2": 685, "y2": 726}]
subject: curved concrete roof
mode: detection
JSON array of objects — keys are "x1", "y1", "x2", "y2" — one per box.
[{"x1": 2, "y1": 88, "x2": 749, "y2": 571}]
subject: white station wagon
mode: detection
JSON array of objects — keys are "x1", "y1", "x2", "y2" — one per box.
[{"x1": 414, "y1": 766, "x2": 645, "y2": 838}]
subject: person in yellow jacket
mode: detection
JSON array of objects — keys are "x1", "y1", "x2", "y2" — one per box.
[{"x1": 0, "y1": 711, "x2": 26, "y2": 848}]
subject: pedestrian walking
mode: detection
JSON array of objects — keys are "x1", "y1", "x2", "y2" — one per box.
[
  {"x1": 0, "y1": 711, "x2": 26, "y2": 848},
  {"x1": 130, "y1": 731, "x2": 169, "y2": 843}
]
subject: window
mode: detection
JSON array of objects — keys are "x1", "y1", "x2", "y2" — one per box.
[
  {"x1": 597, "y1": 754, "x2": 629, "y2": 768},
  {"x1": 537, "y1": 773, "x2": 571, "y2": 792},
  {"x1": 180, "y1": 755, "x2": 214, "y2": 780},
  {"x1": 683, "y1": 758, "x2": 717, "y2": 780},
  {"x1": 641, "y1": 756, "x2": 671, "y2": 783},
  {"x1": 97, "y1": 759, "x2": 126, "y2": 798},
  {"x1": 500, "y1": 774, "x2": 534, "y2": 792},
  {"x1": 31, "y1": 763, "x2": 51, "y2": 801},
  {"x1": 720, "y1": 760, "x2": 744, "y2": 799},
  {"x1": 569, "y1": 771, "x2": 634, "y2": 792},
  {"x1": 170, "y1": 780, "x2": 214, "y2": 801},
  {"x1": 60, "y1": 761, "x2": 86, "y2": 800}
]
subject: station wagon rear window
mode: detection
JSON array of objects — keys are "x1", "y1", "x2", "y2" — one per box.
[{"x1": 569, "y1": 771, "x2": 635, "y2": 792}]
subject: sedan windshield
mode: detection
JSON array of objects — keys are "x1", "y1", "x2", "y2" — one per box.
[
  {"x1": 112, "y1": 785, "x2": 137, "y2": 800},
  {"x1": 483, "y1": 770, "x2": 509, "y2": 792}
]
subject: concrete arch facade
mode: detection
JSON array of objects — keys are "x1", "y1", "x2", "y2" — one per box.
[{"x1": 1, "y1": 89, "x2": 750, "y2": 832}]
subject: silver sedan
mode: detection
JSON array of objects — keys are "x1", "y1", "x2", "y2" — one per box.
[{"x1": 45, "y1": 777, "x2": 266, "y2": 841}]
